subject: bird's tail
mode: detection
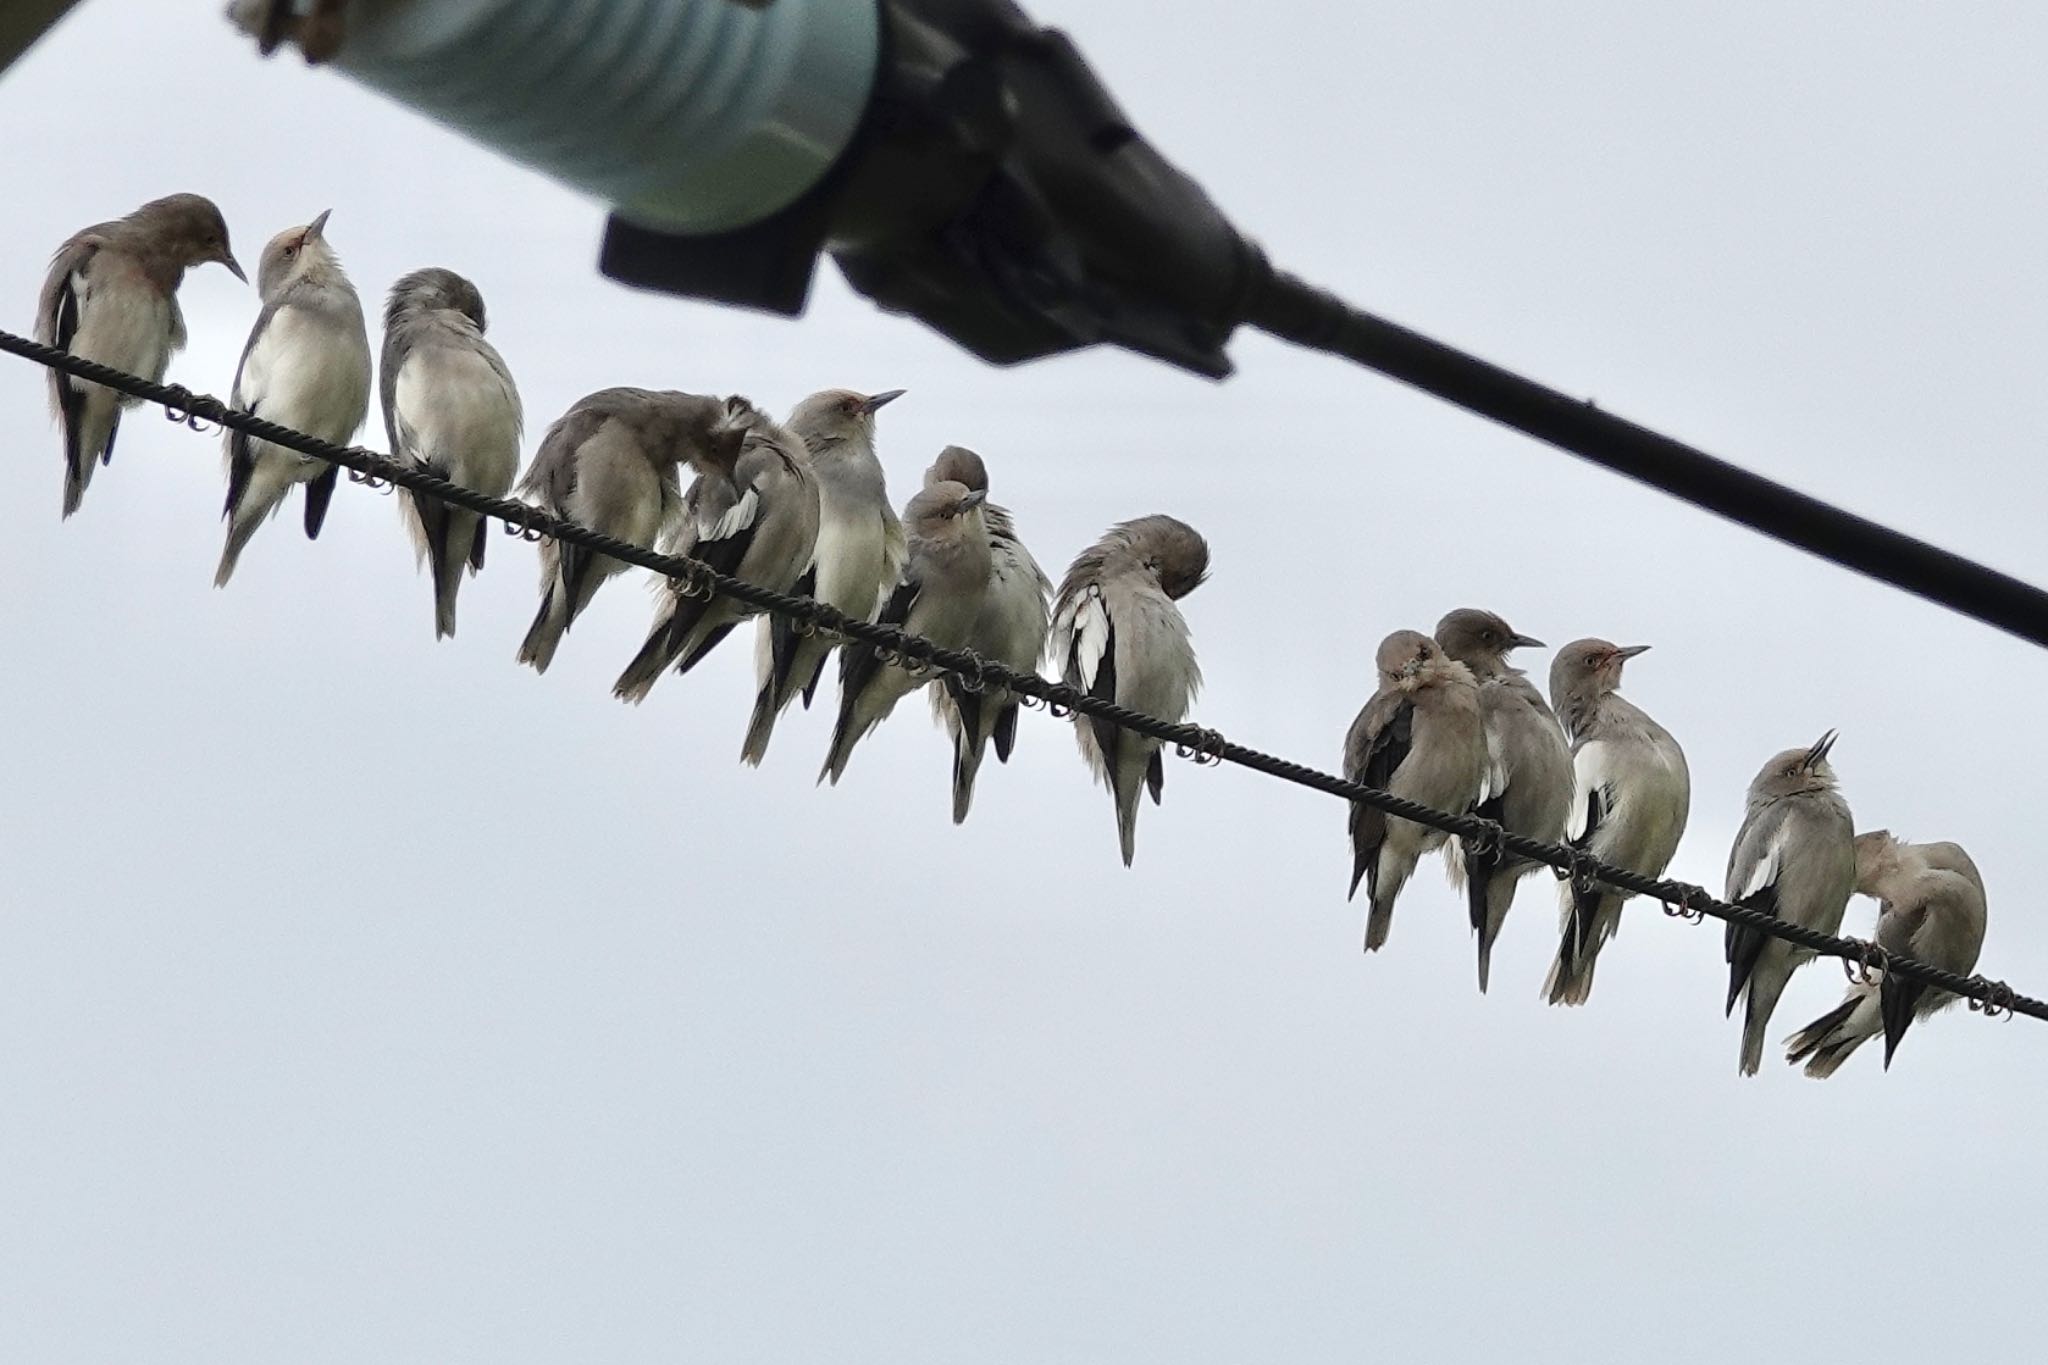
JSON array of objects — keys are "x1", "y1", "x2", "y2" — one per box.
[
  {"x1": 1543, "y1": 881, "x2": 1620, "y2": 1007},
  {"x1": 517, "y1": 579, "x2": 569, "y2": 673},
  {"x1": 819, "y1": 688, "x2": 867, "y2": 787},
  {"x1": 1784, "y1": 986, "x2": 1878, "y2": 1080},
  {"x1": 612, "y1": 603, "x2": 684, "y2": 704},
  {"x1": 1473, "y1": 870, "x2": 1517, "y2": 995},
  {"x1": 214, "y1": 506, "x2": 266, "y2": 588},
  {"x1": 741, "y1": 682, "x2": 782, "y2": 767},
  {"x1": 59, "y1": 393, "x2": 115, "y2": 519},
  {"x1": 951, "y1": 723, "x2": 991, "y2": 826},
  {"x1": 1738, "y1": 956, "x2": 1793, "y2": 1077},
  {"x1": 1364, "y1": 843, "x2": 1416, "y2": 952},
  {"x1": 62, "y1": 457, "x2": 90, "y2": 519},
  {"x1": 428, "y1": 507, "x2": 474, "y2": 640},
  {"x1": 1110, "y1": 744, "x2": 1153, "y2": 867}
]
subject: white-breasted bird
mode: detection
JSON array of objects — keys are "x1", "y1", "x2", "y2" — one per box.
[
  {"x1": 612, "y1": 401, "x2": 821, "y2": 702},
  {"x1": 924, "y1": 445, "x2": 1052, "y2": 823},
  {"x1": 36, "y1": 193, "x2": 244, "y2": 517},
  {"x1": 1542, "y1": 640, "x2": 1690, "y2": 1006},
  {"x1": 381, "y1": 267, "x2": 522, "y2": 639},
  {"x1": 1784, "y1": 830, "x2": 1986, "y2": 1077},
  {"x1": 820, "y1": 480, "x2": 992, "y2": 785},
  {"x1": 1724, "y1": 731, "x2": 1857, "y2": 1077},
  {"x1": 1435, "y1": 608, "x2": 1572, "y2": 993},
  {"x1": 514, "y1": 387, "x2": 749, "y2": 673},
  {"x1": 740, "y1": 388, "x2": 905, "y2": 764},
  {"x1": 1345, "y1": 630, "x2": 1488, "y2": 953},
  {"x1": 215, "y1": 211, "x2": 372, "y2": 587},
  {"x1": 1050, "y1": 515, "x2": 1209, "y2": 867}
]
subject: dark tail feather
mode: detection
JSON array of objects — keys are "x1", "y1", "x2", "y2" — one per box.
[
  {"x1": 613, "y1": 620, "x2": 684, "y2": 703},
  {"x1": 469, "y1": 515, "x2": 489, "y2": 572},
  {"x1": 303, "y1": 465, "x2": 338, "y2": 539},
  {"x1": 740, "y1": 683, "x2": 780, "y2": 767},
  {"x1": 991, "y1": 701, "x2": 1020, "y2": 762},
  {"x1": 675, "y1": 620, "x2": 737, "y2": 676},
  {"x1": 799, "y1": 651, "x2": 828, "y2": 709},
  {"x1": 1724, "y1": 889, "x2": 1778, "y2": 1016},
  {"x1": 1880, "y1": 978, "x2": 1929, "y2": 1068},
  {"x1": 1785, "y1": 995, "x2": 1860, "y2": 1067},
  {"x1": 950, "y1": 730, "x2": 981, "y2": 825},
  {"x1": 517, "y1": 583, "x2": 563, "y2": 672}
]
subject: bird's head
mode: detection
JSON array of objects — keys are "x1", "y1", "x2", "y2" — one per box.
[
  {"x1": 139, "y1": 192, "x2": 245, "y2": 283},
  {"x1": 1750, "y1": 730, "x2": 1841, "y2": 801},
  {"x1": 257, "y1": 210, "x2": 340, "y2": 297},
  {"x1": 384, "y1": 266, "x2": 487, "y2": 331},
  {"x1": 1435, "y1": 607, "x2": 1543, "y2": 676},
  {"x1": 787, "y1": 387, "x2": 903, "y2": 452}
]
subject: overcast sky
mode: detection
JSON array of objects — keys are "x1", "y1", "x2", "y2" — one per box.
[{"x1": 4, "y1": 4, "x2": 2045, "y2": 1362}]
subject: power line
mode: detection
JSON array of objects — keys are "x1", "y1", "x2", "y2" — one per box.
[
  {"x1": 1246, "y1": 268, "x2": 2048, "y2": 652},
  {"x1": 3, "y1": 323, "x2": 2038, "y2": 1029}
]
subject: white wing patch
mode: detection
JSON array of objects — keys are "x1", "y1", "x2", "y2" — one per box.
[
  {"x1": 1069, "y1": 585, "x2": 1112, "y2": 692},
  {"x1": 707, "y1": 486, "x2": 760, "y2": 543},
  {"x1": 1736, "y1": 824, "x2": 1791, "y2": 903},
  {"x1": 1566, "y1": 740, "x2": 1616, "y2": 841}
]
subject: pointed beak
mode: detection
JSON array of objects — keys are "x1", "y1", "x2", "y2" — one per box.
[
  {"x1": 1803, "y1": 729, "x2": 1840, "y2": 771},
  {"x1": 862, "y1": 388, "x2": 906, "y2": 413},
  {"x1": 306, "y1": 209, "x2": 333, "y2": 240},
  {"x1": 1507, "y1": 632, "x2": 1545, "y2": 650},
  {"x1": 957, "y1": 487, "x2": 988, "y2": 510},
  {"x1": 1613, "y1": 644, "x2": 1651, "y2": 660},
  {"x1": 220, "y1": 251, "x2": 248, "y2": 284}
]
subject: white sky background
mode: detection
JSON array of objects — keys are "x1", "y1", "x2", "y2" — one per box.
[{"x1": 3, "y1": 3, "x2": 2046, "y2": 1360}]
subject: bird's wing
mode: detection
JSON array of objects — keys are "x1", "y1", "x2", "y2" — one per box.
[
  {"x1": 1063, "y1": 582, "x2": 1121, "y2": 767},
  {"x1": 838, "y1": 572, "x2": 922, "y2": 709},
  {"x1": 1722, "y1": 804, "x2": 1795, "y2": 1011},
  {"x1": 1565, "y1": 738, "x2": 1618, "y2": 846}
]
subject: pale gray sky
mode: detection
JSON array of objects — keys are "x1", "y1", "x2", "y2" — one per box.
[{"x1": 3, "y1": 4, "x2": 2045, "y2": 1362}]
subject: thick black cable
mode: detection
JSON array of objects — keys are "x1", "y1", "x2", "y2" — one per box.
[
  {"x1": 1246, "y1": 268, "x2": 2048, "y2": 652},
  {"x1": 4, "y1": 324, "x2": 2039, "y2": 1027}
]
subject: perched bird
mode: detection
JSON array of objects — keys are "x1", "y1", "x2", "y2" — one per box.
[
  {"x1": 924, "y1": 446, "x2": 1052, "y2": 823},
  {"x1": 381, "y1": 268, "x2": 522, "y2": 639},
  {"x1": 215, "y1": 211, "x2": 372, "y2": 587},
  {"x1": 1050, "y1": 516, "x2": 1209, "y2": 867},
  {"x1": 1542, "y1": 640, "x2": 1690, "y2": 1006},
  {"x1": 1435, "y1": 609, "x2": 1572, "y2": 992},
  {"x1": 514, "y1": 387, "x2": 749, "y2": 673},
  {"x1": 36, "y1": 193, "x2": 245, "y2": 517},
  {"x1": 1345, "y1": 630, "x2": 1488, "y2": 953},
  {"x1": 612, "y1": 403, "x2": 821, "y2": 701},
  {"x1": 1724, "y1": 732, "x2": 1857, "y2": 1077},
  {"x1": 820, "y1": 480, "x2": 992, "y2": 785},
  {"x1": 1784, "y1": 831, "x2": 1986, "y2": 1077},
  {"x1": 740, "y1": 388, "x2": 906, "y2": 765}
]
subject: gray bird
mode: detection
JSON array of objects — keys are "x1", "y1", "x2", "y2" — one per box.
[
  {"x1": 1784, "y1": 831, "x2": 1987, "y2": 1077},
  {"x1": 820, "y1": 480, "x2": 993, "y2": 785},
  {"x1": 1345, "y1": 630, "x2": 1488, "y2": 953},
  {"x1": 514, "y1": 387, "x2": 750, "y2": 673},
  {"x1": 1050, "y1": 516, "x2": 1209, "y2": 867},
  {"x1": 740, "y1": 388, "x2": 906, "y2": 765},
  {"x1": 924, "y1": 446, "x2": 1052, "y2": 823},
  {"x1": 1723, "y1": 732, "x2": 1857, "y2": 1077},
  {"x1": 1542, "y1": 640, "x2": 1691, "y2": 1006},
  {"x1": 1435, "y1": 609, "x2": 1572, "y2": 992},
  {"x1": 613, "y1": 402, "x2": 821, "y2": 702},
  {"x1": 382, "y1": 268, "x2": 523, "y2": 639},
  {"x1": 36, "y1": 193, "x2": 244, "y2": 517},
  {"x1": 215, "y1": 211, "x2": 372, "y2": 586}
]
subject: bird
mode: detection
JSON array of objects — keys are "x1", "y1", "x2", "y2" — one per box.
[
  {"x1": 215, "y1": 211, "x2": 372, "y2": 587},
  {"x1": 1434, "y1": 608, "x2": 1572, "y2": 992},
  {"x1": 924, "y1": 445, "x2": 1052, "y2": 823},
  {"x1": 1723, "y1": 731, "x2": 1858, "y2": 1077},
  {"x1": 35, "y1": 193, "x2": 245, "y2": 517},
  {"x1": 1783, "y1": 831, "x2": 1987, "y2": 1077},
  {"x1": 820, "y1": 480, "x2": 993, "y2": 785},
  {"x1": 612, "y1": 402, "x2": 821, "y2": 702},
  {"x1": 1541, "y1": 640, "x2": 1690, "y2": 1006},
  {"x1": 514, "y1": 387, "x2": 750, "y2": 673},
  {"x1": 1049, "y1": 515, "x2": 1209, "y2": 867},
  {"x1": 739, "y1": 388, "x2": 905, "y2": 765},
  {"x1": 1345, "y1": 630, "x2": 1488, "y2": 953},
  {"x1": 380, "y1": 268, "x2": 523, "y2": 639}
]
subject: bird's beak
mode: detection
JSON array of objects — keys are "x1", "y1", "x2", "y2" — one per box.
[
  {"x1": 1613, "y1": 644, "x2": 1651, "y2": 661},
  {"x1": 863, "y1": 388, "x2": 906, "y2": 413},
  {"x1": 958, "y1": 487, "x2": 988, "y2": 510},
  {"x1": 1507, "y1": 632, "x2": 1545, "y2": 650},
  {"x1": 1803, "y1": 729, "x2": 1840, "y2": 771},
  {"x1": 307, "y1": 209, "x2": 333, "y2": 240},
  {"x1": 219, "y1": 251, "x2": 248, "y2": 284}
]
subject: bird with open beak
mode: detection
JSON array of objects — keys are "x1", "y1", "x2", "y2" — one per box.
[
  {"x1": 1723, "y1": 731, "x2": 1857, "y2": 1076},
  {"x1": 1345, "y1": 630, "x2": 1488, "y2": 953},
  {"x1": 215, "y1": 210, "x2": 372, "y2": 586},
  {"x1": 36, "y1": 193, "x2": 244, "y2": 517}
]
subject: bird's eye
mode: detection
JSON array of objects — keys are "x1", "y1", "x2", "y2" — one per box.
[{"x1": 282, "y1": 244, "x2": 298, "y2": 259}]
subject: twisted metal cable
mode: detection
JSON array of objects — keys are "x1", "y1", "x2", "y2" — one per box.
[{"x1": 6, "y1": 325, "x2": 2040, "y2": 1026}]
